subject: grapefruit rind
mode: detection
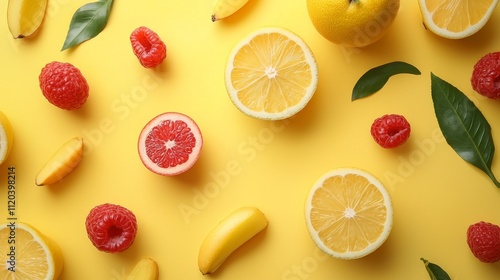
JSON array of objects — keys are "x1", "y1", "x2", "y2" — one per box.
[
  {"x1": 304, "y1": 168, "x2": 393, "y2": 260},
  {"x1": 138, "y1": 112, "x2": 203, "y2": 176}
]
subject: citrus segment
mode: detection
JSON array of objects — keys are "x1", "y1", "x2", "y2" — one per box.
[
  {"x1": 138, "y1": 112, "x2": 203, "y2": 176},
  {"x1": 225, "y1": 27, "x2": 318, "y2": 120},
  {"x1": 0, "y1": 222, "x2": 63, "y2": 280},
  {"x1": 305, "y1": 168, "x2": 393, "y2": 259},
  {"x1": 418, "y1": 0, "x2": 499, "y2": 39},
  {"x1": 0, "y1": 111, "x2": 14, "y2": 166}
]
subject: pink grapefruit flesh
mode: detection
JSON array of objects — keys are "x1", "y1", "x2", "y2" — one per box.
[{"x1": 138, "y1": 112, "x2": 203, "y2": 176}]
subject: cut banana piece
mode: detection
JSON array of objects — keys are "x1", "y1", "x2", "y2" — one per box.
[
  {"x1": 198, "y1": 206, "x2": 268, "y2": 274},
  {"x1": 7, "y1": 0, "x2": 48, "y2": 38},
  {"x1": 211, "y1": 0, "x2": 251, "y2": 22},
  {"x1": 35, "y1": 137, "x2": 84, "y2": 186},
  {"x1": 126, "y1": 258, "x2": 159, "y2": 280}
]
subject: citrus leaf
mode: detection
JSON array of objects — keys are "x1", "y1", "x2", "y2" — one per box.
[
  {"x1": 61, "y1": 0, "x2": 114, "y2": 51},
  {"x1": 431, "y1": 73, "x2": 500, "y2": 188},
  {"x1": 352, "y1": 61, "x2": 421, "y2": 101},
  {"x1": 420, "y1": 258, "x2": 451, "y2": 280}
]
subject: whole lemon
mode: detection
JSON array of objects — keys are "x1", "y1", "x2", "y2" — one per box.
[{"x1": 306, "y1": 0, "x2": 400, "y2": 47}]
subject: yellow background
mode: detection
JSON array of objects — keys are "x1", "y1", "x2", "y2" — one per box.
[{"x1": 1, "y1": 0, "x2": 500, "y2": 279}]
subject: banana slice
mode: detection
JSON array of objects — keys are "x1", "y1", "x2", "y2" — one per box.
[
  {"x1": 35, "y1": 137, "x2": 84, "y2": 186},
  {"x1": 211, "y1": 0, "x2": 251, "y2": 22},
  {"x1": 198, "y1": 206, "x2": 268, "y2": 274},
  {"x1": 126, "y1": 258, "x2": 159, "y2": 280},
  {"x1": 7, "y1": 0, "x2": 48, "y2": 38}
]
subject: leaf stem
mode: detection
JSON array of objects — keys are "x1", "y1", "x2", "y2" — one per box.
[{"x1": 485, "y1": 169, "x2": 500, "y2": 188}]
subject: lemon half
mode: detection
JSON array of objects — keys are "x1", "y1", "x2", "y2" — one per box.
[
  {"x1": 0, "y1": 222, "x2": 63, "y2": 279},
  {"x1": 418, "y1": 0, "x2": 499, "y2": 39},
  {"x1": 305, "y1": 168, "x2": 393, "y2": 259},
  {"x1": 225, "y1": 27, "x2": 318, "y2": 120}
]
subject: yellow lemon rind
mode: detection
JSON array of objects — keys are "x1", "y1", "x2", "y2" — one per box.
[{"x1": 306, "y1": 0, "x2": 400, "y2": 47}]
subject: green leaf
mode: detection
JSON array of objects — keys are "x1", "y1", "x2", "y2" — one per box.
[
  {"x1": 61, "y1": 0, "x2": 114, "y2": 51},
  {"x1": 431, "y1": 73, "x2": 500, "y2": 188},
  {"x1": 352, "y1": 61, "x2": 421, "y2": 101},
  {"x1": 420, "y1": 258, "x2": 451, "y2": 280}
]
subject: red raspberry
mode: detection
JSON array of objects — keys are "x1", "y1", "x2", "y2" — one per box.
[
  {"x1": 130, "y1": 26, "x2": 167, "y2": 68},
  {"x1": 370, "y1": 114, "x2": 411, "y2": 149},
  {"x1": 467, "y1": 221, "x2": 500, "y2": 263},
  {"x1": 85, "y1": 203, "x2": 138, "y2": 253},
  {"x1": 471, "y1": 52, "x2": 500, "y2": 99},
  {"x1": 39, "y1": 61, "x2": 89, "y2": 110}
]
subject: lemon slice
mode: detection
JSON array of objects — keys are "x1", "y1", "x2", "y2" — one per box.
[
  {"x1": 418, "y1": 0, "x2": 499, "y2": 39},
  {"x1": 0, "y1": 222, "x2": 63, "y2": 279},
  {"x1": 0, "y1": 111, "x2": 14, "y2": 166},
  {"x1": 305, "y1": 168, "x2": 393, "y2": 259},
  {"x1": 225, "y1": 27, "x2": 318, "y2": 120}
]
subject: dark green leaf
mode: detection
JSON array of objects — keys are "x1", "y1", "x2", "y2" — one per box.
[
  {"x1": 61, "y1": 0, "x2": 114, "y2": 51},
  {"x1": 420, "y1": 258, "x2": 451, "y2": 280},
  {"x1": 431, "y1": 73, "x2": 500, "y2": 188},
  {"x1": 352, "y1": 61, "x2": 421, "y2": 101}
]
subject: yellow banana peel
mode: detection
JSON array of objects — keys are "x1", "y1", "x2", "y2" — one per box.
[
  {"x1": 7, "y1": 0, "x2": 48, "y2": 38},
  {"x1": 211, "y1": 0, "x2": 251, "y2": 21},
  {"x1": 198, "y1": 206, "x2": 268, "y2": 274}
]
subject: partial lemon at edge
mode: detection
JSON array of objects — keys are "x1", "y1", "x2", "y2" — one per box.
[
  {"x1": 305, "y1": 168, "x2": 393, "y2": 260},
  {"x1": 306, "y1": 0, "x2": 400, "y2": 47},
  {"x1": 418, "y1": 0, "x2": 499, "y2": 39},
  {"x1": 0, "y1": 222, "x2": 63, "y2": 279},
  {"x1": 0, "y1": 111, "x2": 14, "y2": 166}
]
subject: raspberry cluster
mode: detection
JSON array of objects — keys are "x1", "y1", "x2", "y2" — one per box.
[
  {"x1": 370, "y1": 114, "x2": 411, "y2": 149},
  {"x1": 85, "y1": 203, "x2": 138, "y2": 253},
  {"x1": 130, "y1": 26, "x2": 167, "y2": 68},
  {"x1": 39, "y1": 61, "x2": 89, "y2": 110},
  {"x1": 467, "y1": 221, "x2": 500, "y2": 263},
  {"x1": 471, "y1": 52, "x2": 500, "y2": 99}
]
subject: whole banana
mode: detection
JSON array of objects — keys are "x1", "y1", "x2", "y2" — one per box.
[
  {"x1": 126, "y1": 258, "x2": 159, "y2": 280},
  {"x1": 198, "y1": 206, "x2": 268, "y2": 274},
  {"x1": 211, "y1": 0, "x2": 251, "y2": 22}
]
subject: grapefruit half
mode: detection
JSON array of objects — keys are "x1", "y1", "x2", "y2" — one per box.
[{"x1": 138, "y1": 112, "x2": 203, "y2": 176}]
